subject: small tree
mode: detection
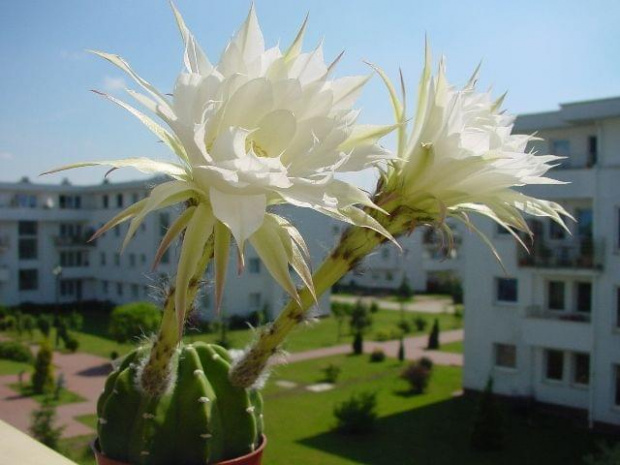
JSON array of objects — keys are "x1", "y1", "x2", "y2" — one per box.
[
  {"x1": 30, "y1": 399, "x2": 65, "y2": 450},
  {"x1": 32, "y1": 340, "x2": 55, "y2": 395},
  {"x1": 470, "y1": 378, "x2": 504, "y2": 451},
  {"x1": 333, "y1": 391, "x2": 378, "y2": 434},
  {"x1": 400, "y1": 360, "x2": 432, "y2": 394},
  {"x1": 350, "y1": 300, "x2": 372, "y2": 355},
  {"x1": 427, "y1": 318, "x2": 440, "y2": 350},
  {"x1": 22, "y1": 314, "x2": 36, "y2": 339},
  {"x1": 331, "y1": 302, "x2": 352, "y2": 342},
  {"x1": 397, "y1": 337, "x2": 405, "y2": 362},
  {"x1": 36, "y1": 314, "x2": 53, "y2": 338},
  {"x1": 109, "y1": 302, "x2": 161, "y2": 343},
  {"x1": 397, "y1": 275, "x2": 414, "y2": 301}
]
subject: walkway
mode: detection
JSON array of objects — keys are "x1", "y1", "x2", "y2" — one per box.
[
  {"x1": 0, "y1": 329, "x2": 463, "y2": 439},
  {"x1": 331, "y1": 294, "x2": 456, "y2": 314}
]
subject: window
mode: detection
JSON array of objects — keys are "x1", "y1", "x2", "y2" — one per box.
[
  {"x1": 132, "y1": 192, "x2": 139, "y2": 203},
  {"x1": 116, "y1": 193, "x2": 123, "y2": 208},
  {"x1": 116, "y1": 282, "x2": 124, "y2": 296},
  {"x1": 381, "y1": 248, "x2": 390, "y2": 260},
  {"x1": 545, "y1": 349, "x2": 564, "y2": 381},
  {"x1": 141, "y1": 223, "x2": 146, "y2": 233},
  {"x1": 129, "y1": 254, "x2": 136, "y2": 267},
  {"x1": 59, "y1": 195, "x2": 81, "y2": 209},
  {"x1": 18, "y1": 221, "x2": 37, "y2": 235},
  {"x1": 587, "y1": 135, "x2": 597, "y2": 167},
  {"x1": 131, "y1": 284, "x2": 139, "y2": 299},
  {"x1": 551, "y1": 139, "x2": 570, "y2": 158},
  {"x1": 141, "y1": 254, "x2": 147, "y2": 265},
  {"x1": 18, "y1": 238, "x2": 37, "y2": 260},
  {"x1": 615, "y1": 366, "x2": 620, "y2": 407},
  {"x1": 19, "y1": 269, "x2": 38, "y2": 291},
  {"x1": 575, "y1": 282, "x2": 592, "y2": 313},
  {"x1": 102, "y1": 194, "x2": 109, "y2": 209},
  {"x1": 102, "y1": 281, "x2": 109, "y2": 295},
  {"x1": 114, "y1": 225, "x2": 121, "y2": 237},
  {"x1": 12, "y1": 194, "x2": 37, "y2": 208},
  {"x1": 114, "y1": 253, "x2": 121, "y2": 267},
  {"x1": 576, "y1": 208, "x2": 593, "y2": 238},
  {"x1": 572, "y1": 353, "x2": 590, "y2": 386},
  {"x1": 161, "y1": 250, "x2": 170, "y2": 264},
  {"x1": 494, "y1": 343, "x2": 517, "y2": 369},
  {"x1": 60, "y1": 280, "x2": 75, "y2": 296},
  {"x1": 548, "y1": 281, "x2": 565, "y2": 310},
  {"x1": 249, "y1": 258, "x2": 261, "y2": 274},
  {"x1": 386, "y1": 271, "x2": 393, "y2": 281},
  {"x1": 249, "y1": 292, "x2": 261, "y2": 310},
  {"x1": 100, "y1": 252, "x2": 106, "y2": 266},
  {"x1": 496, "y1": 278, "x2": 517, "y2": 303}
]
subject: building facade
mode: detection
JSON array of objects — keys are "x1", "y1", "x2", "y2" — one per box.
[
  {"x1": 0, "y1": 177, "x2": 332, "y2": 318},
  {"x1": 463, "y1": 97, "x2": 620, "y2": 427}
]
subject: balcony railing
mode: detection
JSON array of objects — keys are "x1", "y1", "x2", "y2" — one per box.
[
  {"x1": 525, "y1": 305, "x2": 591, "y2": 323},
  {"x1": 517, "y1": 237, "x2": 603, "y2": 270},
  {"x1": 54, "y1": 234, "x2": 96, "y2": 247}
]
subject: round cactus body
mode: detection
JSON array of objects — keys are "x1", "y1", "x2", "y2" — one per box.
[{"x1": 97, "y1": 342, "x2": 263, "y2": 465}]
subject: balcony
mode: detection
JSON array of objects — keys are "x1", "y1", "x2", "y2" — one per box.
[
  {"x1": 517, "y1": 237, "x2": 604, "y2": 270},
  {"x1": 54, "y1": 233, "x2": 96, "y2": 248},
  {"x1": 525, "y1": 305, "x2": 591, "y2": 323}
]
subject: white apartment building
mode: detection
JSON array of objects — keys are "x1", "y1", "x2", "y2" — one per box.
[
  {"x1": 0, "y1": 177, "x2": 332, "y2": 318},
  {"x1": 337, "y1": 222, "x2": 463, "y2": 293},
  {"x1": 463, "y1": 96, "x2": 620, "y2": 427}
]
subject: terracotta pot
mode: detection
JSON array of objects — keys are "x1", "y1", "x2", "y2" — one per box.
[{"x1": 92, "y1": 435, "x2": 267, "y2": 465}]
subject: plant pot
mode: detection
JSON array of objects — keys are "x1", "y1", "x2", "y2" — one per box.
[{"x1": 92, "y1": 435, "x2": 267, "y2": 465}]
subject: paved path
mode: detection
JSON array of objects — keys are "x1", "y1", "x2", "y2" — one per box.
[
  {"x1": 0, "y1": 329, "x2": 463, "y2": 439},
  {"x1": 0, "y1": 349, "x2": 110, "y2": 438},
  {"x1": 331, "y1": 294, "x2": 456, "y2": 314},
  {"x1": 283, "y1": 329, "x2": 464, "y2": 366}
]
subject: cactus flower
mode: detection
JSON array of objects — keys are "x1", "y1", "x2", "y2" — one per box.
[{"x1": 44, "y1": 4, "x2": 394, "y2": 334}]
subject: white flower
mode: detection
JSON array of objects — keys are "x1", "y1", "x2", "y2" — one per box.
[
  {"x1": 372, "y1": 43, "x2": 570, "y2": 258},
  {"x1": 43, "y1": 4, "x2": 394, "y2": 329}
]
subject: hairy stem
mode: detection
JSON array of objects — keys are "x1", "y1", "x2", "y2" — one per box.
[
  {"x1": 229, "y1": 197, "x2": 416, "y2": 388},
  {"x1": 140, "y1": 239, "x2": 214, "y2": 397}
]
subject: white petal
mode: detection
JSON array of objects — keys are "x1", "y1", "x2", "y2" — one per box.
[{"x1": 210, "y1": 188, "x2": 266, "y2": 250}]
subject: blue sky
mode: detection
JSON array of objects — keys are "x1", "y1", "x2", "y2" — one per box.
[{"x1": 1, "y1": 0, "x2": 618, "y2": 189}]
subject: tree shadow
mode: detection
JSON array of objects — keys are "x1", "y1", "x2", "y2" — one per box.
[
  {"x1": 298, "y1": 395, "x2": 611, "y2": 465},
  {"x1": 76, "y1": 364, "x2": 112, "y2": 377}
]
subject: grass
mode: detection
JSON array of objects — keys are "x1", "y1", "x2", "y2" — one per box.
[
  {"x1": 8, "y1": 382, "x2": 85, "y2": 406},
  {"x1": 0, "y1": 359, "x2": 32, "y2": 375},
  {"x1": 439, "y1": 340, "x2": 464, "y2": 354},
  {"x1": 57, "y1": 355, "x2": 614, "y2": 465}
]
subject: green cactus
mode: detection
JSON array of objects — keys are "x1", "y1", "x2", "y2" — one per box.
[{"x1": 97, "y1": 342, "x2": 263, "y2": 465}]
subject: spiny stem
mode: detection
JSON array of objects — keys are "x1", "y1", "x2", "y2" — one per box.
[{"x1": 140, "y1": 239, "x2": 214, "y2": 397}]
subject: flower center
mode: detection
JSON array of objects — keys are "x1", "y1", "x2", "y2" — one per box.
[{"x1": 246, "y1": 139, "x2": 269, "y2": 158}]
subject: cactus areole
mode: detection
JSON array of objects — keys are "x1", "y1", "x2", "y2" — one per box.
[{"x1": 95, "y1": 342, "x2": 264, "y2": 465}]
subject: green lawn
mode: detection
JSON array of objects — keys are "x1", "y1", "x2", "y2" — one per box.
[
  {"x1": 0, "y1": 359, "x2": 32, "y2": 376},
  {"x1": 2, "y1": 304, "x2": 464, "y2": 361},
  {"x1": 439, "y1": 340, "x2": 464, "y2": 354},
  {"x1": 59, "y1": 355, "x2": 614, "y2": 465},
  {"x1": 8, "y1": 382, "x2": 85, "y2": 406}
]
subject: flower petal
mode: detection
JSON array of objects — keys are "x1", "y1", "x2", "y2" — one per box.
[
  {"x1": 42, "y1": 158, "x2": 187, "y2": 179},
  {"x1": 213, "y1": 220, "x2": 231, "y2": 314},
  {"x1": 210, "y1": 187, "x2": 266, "y2": 250},
  {"x1": 152, "y1": 206, "x2": 196, "y2": 270}
]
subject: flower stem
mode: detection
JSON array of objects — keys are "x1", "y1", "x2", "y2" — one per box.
[
  {"x1": 140, "y1": 239, "x2": 214, "y2": 397},
  {"x1": 229, "y1": 217, "x2": 395, "y2": 388}
]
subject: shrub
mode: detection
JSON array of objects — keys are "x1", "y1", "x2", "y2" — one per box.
[
  {"x1": 110, "y1": 351, "x2": 119, "y2": 360},
  {"x1": 369, "y1": 349, "x2": 386, "y2": 363},
  {"x1": 32, "y1": 340, "x2": 55, "y2": 395},
  {"x1": 22, "y1": 314, "x2": 36, "y2": 338},
  {"x1": 30, "y1": 399, "x2": 64, "y2": 450},
  {"x1": 0, "y1": 315, "x2": 16, "y2": 331},
  {"x1": 584, "y1": 442, "x2": 620, "y2": 465},
  {"x1": 426, "y1": 318, "x2": 440, "y2": 350},
  {"x1": 67, "y1": 311, "x2": 84, "y2": 331},
  {"x1": 400, "y1": 360, "x2": 432, "y2": 394},
  {"x1": 369, "y1": 302, "x2": 379, "y2": 314},
  {"x1": 333, "y1": 391, "x2": 377, "y2": 434},
  {"x1": 397, "y1": 320, "x2": 411, "y2": 334},
  {"x1": 109, "y1": 302, "x2": 161, "y2": 343},
  {"x1": 64, "y1": 335, "x2": 79, "y2": 353},
  {"x1": 373, "y1": 329, "x2": 392, "y2": 342},
  {"x1": 419, "y1": 356, "x2": 434, "y2": 371},
  {"x1": 321, "y1": 363, "x2": 341, "y2": 383},
  {"x1": 413, "y1": 316, "x2": 427, "y2": 332},
  {"x1": 471, "y1": 378, "x2": 504, "y2": 451},
  {"x1": 36, "y1": 314, "x2": 53, "y2": 338},
  {"x1": 0, "y1": 341, "x2": 34, "y2": 363}
]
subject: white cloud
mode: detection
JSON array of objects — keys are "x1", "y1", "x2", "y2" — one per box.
[
  {"x1": 0, "y1": 151, "x2": 14, "y2": 160},
  {"x1": 102, "y1": 76, "x2": 127, "y2": 93}
]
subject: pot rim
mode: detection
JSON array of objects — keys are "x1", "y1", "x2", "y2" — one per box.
[{"x1": 91, "y1": 434, "x2": 267, "y2": 465}]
